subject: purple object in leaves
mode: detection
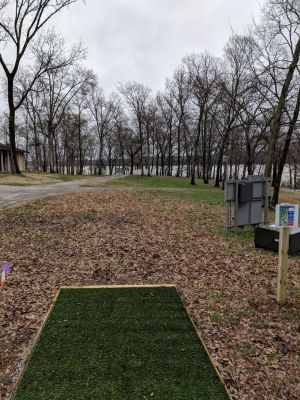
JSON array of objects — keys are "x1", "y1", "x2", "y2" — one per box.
[{"x1": 2, "y1": 263, "x2": 11, "y2": 273}]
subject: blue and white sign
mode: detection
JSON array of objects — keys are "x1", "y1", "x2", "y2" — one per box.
[{"x1": 275, "y1": 204, "x2": 299, "y2": 228}]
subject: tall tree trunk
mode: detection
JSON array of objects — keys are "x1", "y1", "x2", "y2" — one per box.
[
  {"x1": 146, "y1": 123, "x2": 151, "y2": 177},
  {"x1": 7, "y1": 79, "x2": 20, "y2": 174},
  {"x1": 176, "y1": 123, "x2": 181, "y2": 177},
  {"x1": 43, "y1": 140, "x2": 47, "y2": 172},
  {"x1": 155, "y1": 141, "x2": 159, "y2": 176},
  {"x1": 34, "y1": 123, "x2": 39, "y2": 172},
  {"x1": 265, "y1": 37, "x2": 300, "y2": 177},
  {"x1": 25, "y1": 132, "x2": 29, "y2": 170},
  {"x1": 161, "y1": 153, "x2": 165, "y2": 175},
  {"x1": 246, "y1": 134, "x2": 254, "y2": 176},
  {"x1": 289, "y1": 163, "x2": 293, "y2": 188},
  {"x1": 168, "y1": 126, "x2": 173, "y2": 176},
  {"x1": 272, "y1": 86, "x2": 300, "y2": 205},
  {"x1": 130, "y1": 153, "x2": 134, "y2": 175},
  {"x1": 191, "y1": 156, "x2": 196, "y2": 185},
  {"x1": 48, "y1": 126, "x2": 55, "y2": 173},
  {"x1": 215, "y1": 150, "x2": 224, "y2": 188},
  {"x1": 272, "y1": 159, "x2": 277, "y2": 187},
  {"x1": 54, "y1": 136, "x2": 59, "y2": 173},
  {"x1": 78, "y1": 110, "x2": 83, "y2": 175},
  {"x1": 151, "y1": 140, "x2": 155, "y2": 173},
  {"x1": 90, "y1": 156, "x2": 93, "y2": 175},
  {"x1": 98, "y1": 128, "x2": 104, "y2": 175},
  {"x1": 139, "y1": 120, "x2": 144, "y2": 176},
  {"x1": 190, "y1": 117, "x2": 202, "y2": 185}
]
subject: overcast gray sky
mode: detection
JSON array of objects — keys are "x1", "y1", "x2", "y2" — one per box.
[
  {"x1": 51, "y1": 0, "x2": 262, "y2": 94},
  {"x1": 47, "y1": 0, "x2": 264, "y2": 94},
  {"x1": 3, "y1": 0, "x2": 262, "y2": 99}
]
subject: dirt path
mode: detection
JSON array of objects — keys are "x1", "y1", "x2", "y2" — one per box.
[{"x1": 0, "y1": 176, "x2": 119, "y2": 209}]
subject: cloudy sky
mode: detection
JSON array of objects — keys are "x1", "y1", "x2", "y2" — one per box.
[
  {"x1": 6, "y1": 0, "x2": 262, "y2": 97},
  {"x1": 50, "y1": 0, "x2": 262, "y2": 94}
]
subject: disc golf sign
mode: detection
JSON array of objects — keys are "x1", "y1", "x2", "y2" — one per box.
[
  {"x1": 275, "y1": 204, "x2": 299, "y2": 304},
  {"x1": 275, "y1": 204, "x2": 299, "y2": 228}
]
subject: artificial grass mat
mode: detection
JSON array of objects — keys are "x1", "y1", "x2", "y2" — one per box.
[{"x1": 12, "y1": 287, "x2": 230, "y2": 399}]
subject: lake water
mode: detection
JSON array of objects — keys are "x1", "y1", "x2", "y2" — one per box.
[{"x1": 80, "y1": 163, "x2": 299, "y2": 187}]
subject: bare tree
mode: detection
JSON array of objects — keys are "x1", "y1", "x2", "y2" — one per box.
[
  {"x1": 256, "y1": 0, "x2": 300, "y2": 177},
  {"x1": 30, "y1": 62, "x2": 93, "y2": 172},
  {"x1": 156, "y1": 91, "x2": 176, "y2": 176},
  {"x1": 72, "y1": 88, "x2": 89, "y2": 175},
  {"x1": 166, "y1": 69, "x2": 190, "y2": 177},
  {"x1": 184, "y1": 52, "x2": 220, "y2": 185},
  {"x1": 88, "y1": 83, "x2": 121, "y2": 175},
  {"x1": 212, "y1": 33, "x2": 261, "y2": 188},
  {"x1": 118, "y1": 82, "x2": 151, "y2": 176},
  {"x1": 0, "y1": 0, "x2": 80, "y2": 173}
]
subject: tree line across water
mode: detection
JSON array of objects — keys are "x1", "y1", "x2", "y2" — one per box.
[{"x1": 1, "y1": 1, "x2": 300, "y2": 205}]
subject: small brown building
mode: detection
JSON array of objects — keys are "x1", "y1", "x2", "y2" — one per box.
[{"x1": 0, "y1": 143, "x2": 26, "y2": 172}]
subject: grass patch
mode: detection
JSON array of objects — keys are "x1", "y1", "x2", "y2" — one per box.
[
  {"x1": 90, "y1": 175, "x2": 221, "y2": 189},
  {"x1": 0, "y1": 172, "x2": 90, "y2": 186},
  {"x1": 218, "y1": 227, "x2": 255, "y2": 243},
  {"x1": 267, "y1": 353, "x2": 279, "y2": 362},
  {"x1": 281, "y1": 309, "x2": 297, "y2": 322},
  {"x1": 18, "y1": 204, "x2": 35, "y2": 218},
  {"x1": 166, "y1": 188, "x2": 224, "y2": 205},
  {"x1": 236, "y1": 310, "x2": 256, "y2": 319},
  {"x1": 12, "y1": 287, "x2": 229, "y2": 400},
  {"x1": 105, "y1": 176, "x2": 225, "y2": 205},
  {"x1": 211, "y1": 312, "x2": 231, "y2": 326},
  {"x1": 108, "y1": 175, "x2": 211, "y2": 188},
  {"x1": 55, "y1": 174, "x2": 90, "y2": 182},
  {"x1": 74, "y1": 210, "x2": 97, "y2": 221},
  {"x1": 271, "y1": 378, "x2": 285, "y2": 397},
  {"x1": 228, "y1": 342, "x2": 257, "y2": 357}
]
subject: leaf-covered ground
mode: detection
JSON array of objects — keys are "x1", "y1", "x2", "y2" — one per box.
[{"x1": 0, "y1": 190, "x2": 299, "y2": 400}]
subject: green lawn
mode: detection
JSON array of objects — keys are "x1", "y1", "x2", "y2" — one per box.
[
  {"x1": 85, "y1": 175, "x2": 225, "y2": 205},
  {"x1": 109, "y1": 175, "x2": 202, "y2": 188},
  {"x1": 89, "y1": 175, "x2": 300, "y2": 205},
  {"x1": 101, "y1": 175, "x2": 214, "y2": 188},
  {"x1": 12, "y1": 287, "x2": 230, "y2": 400}
]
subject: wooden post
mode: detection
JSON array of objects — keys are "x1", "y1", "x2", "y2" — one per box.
[
  {"x1": 277, "y1": 227, "x2": 290, "y2": 305},
  {"x1": 235, "y1": 181, "x2": 239, "y2": 232},
  {"x1": 264, "y1": 177, "x2": 269, "y2": 225}
]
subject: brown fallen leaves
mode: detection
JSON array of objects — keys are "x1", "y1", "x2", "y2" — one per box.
[{"x1": 0, "y1": 191, "x2": 299, "y2": 400}]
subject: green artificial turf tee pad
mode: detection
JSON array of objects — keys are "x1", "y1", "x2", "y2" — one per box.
[{"x1": 12, "y1": 286, "x2": 230, "y2": 400}]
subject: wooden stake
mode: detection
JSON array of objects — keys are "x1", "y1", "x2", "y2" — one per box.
[{"x1": 277, "y1": 227, "x2": 290, "y2": 305}]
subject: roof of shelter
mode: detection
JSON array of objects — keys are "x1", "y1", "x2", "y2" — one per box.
[{"x1": 0, "y1": 143, "x2": 26, "y2": 153}]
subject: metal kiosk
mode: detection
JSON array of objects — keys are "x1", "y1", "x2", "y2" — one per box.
[{"x1": 225, "y1": 175, "x2": 272, "y2": 231}]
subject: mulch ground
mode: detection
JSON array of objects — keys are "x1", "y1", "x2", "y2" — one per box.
[{"x1": 0, "y1": 190, "x2": 299, "y2": 400}]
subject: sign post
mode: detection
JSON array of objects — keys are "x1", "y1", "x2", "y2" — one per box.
[
  {"x1": 1, "y1": 262, "x2": 11, "y2": 288},
  {"x1": 275, "y1": 204, "x2": 299, "y2": 305}
]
